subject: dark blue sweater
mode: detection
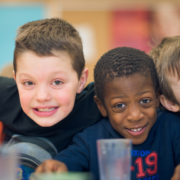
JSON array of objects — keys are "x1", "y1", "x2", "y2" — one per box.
[{"x1": 54, "y1": 110, "x2": 180, "y2": 180}]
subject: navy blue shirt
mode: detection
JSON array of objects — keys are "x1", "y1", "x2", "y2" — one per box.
[{"x1": 55, "y1": 110, "x2": 180, "y2": 180}]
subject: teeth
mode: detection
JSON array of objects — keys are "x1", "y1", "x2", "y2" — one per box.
[
  {"x1": 37, "y1": 108, "x2": 56, "y2": 112},
  {"x1": 130, "y1": 127, "x2": 143, "y2": 132}
]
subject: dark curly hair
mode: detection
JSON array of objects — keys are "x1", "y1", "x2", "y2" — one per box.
[{"x1": 94, "y1": 47, "x2": 159, "y2": 102}]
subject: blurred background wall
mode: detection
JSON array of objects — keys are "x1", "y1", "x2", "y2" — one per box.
[{"x1": 0, "y1": 0, "x2": 180, "y2": 83}]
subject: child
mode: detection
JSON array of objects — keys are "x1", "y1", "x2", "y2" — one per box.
[
  {"x1": 149, "y1": 36, "x2": 180, "y2": 114},
  {"x1": 36, "y1": 47, "x2": 180, "y2": 180},
  {"x1": 0, "y1": 18, "x2": 102, "y2": 179}
]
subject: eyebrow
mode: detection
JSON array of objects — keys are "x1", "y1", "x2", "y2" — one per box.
[
  {"x1": 111, "y1": 95, "x2": 128, "y2": 99},
  {"x1": 19, "y1": 73, "x2": 32, "y2": 78},
  {"x1": 111, "y1": 91, "x2": 153, "y2": 100},
  {"x1": 19, "y1": 70, "x2": 67, "y2": 77},
  {"x1": 136, "y1": 90, "x2": 153, "y2": 95}
]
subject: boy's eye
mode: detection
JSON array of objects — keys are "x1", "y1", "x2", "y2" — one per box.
[
  {"x1": 52, "y1": 80, "x2": 62, "y2": 85},
  {"x1": 140, "y1": 99, "x2": 151, "y2": 104},
  {"x1": 112, "y1": 103, "x2": 126, "y2": 112},
  {"x1": 23, "y1": 81, "x2": 34, "y2": 86},
  {"x1": 114, "y1": 103, "x2": 125, "y2": 108}
]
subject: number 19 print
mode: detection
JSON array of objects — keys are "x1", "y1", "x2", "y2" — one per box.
[{"x1": 131, "y1": 151, "x2": 159, "y2": 180}]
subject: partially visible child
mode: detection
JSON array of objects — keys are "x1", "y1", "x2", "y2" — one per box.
[
  {"x1": 0, "y1": 18, "x2": 102, "y2": 180},
  {"x1": 149, "y1": 36, "x2": 180, "y2": 114},
  {"x1": 36, "y1": 47, "x2": 180, "y2": 180}
]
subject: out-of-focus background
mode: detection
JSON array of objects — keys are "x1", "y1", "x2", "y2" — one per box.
[{"x1": 0, "y1": 0, "x2": 180, "y2": 83}]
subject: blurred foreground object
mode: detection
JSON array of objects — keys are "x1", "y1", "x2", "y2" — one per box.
[
  {"x1": 0, "y1": 145, "x2": 18, "y2": 180},
  {"x1": 30, "y1": 172, "x2": 93, "y2": 180},
  {"x1": 97, "y1": 139, "x2": 132, "y2": 180}
]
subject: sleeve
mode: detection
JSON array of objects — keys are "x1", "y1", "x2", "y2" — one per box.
[
  {"x1": 54, "y1": 129, "x2": 90, "y2": 172},
  {"x1": 0, "y1": 77, "x2": 22, "y2": 125},
  {"x1": 0, "y1": 77, "x2": 16, "y2": 99}
]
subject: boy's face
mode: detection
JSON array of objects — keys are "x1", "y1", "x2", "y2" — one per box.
[
  {"x1": 166, "y1": 73, "x2": 180, "y2": 107},
  {"x1": 14, "y1": 51, "x2": 87, "y2": 127},
  {"x1": 96, "y1": 74, "x2": 159, "y2": 145}
]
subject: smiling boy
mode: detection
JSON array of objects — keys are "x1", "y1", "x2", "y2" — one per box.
[
  {"x1": 0, "y1": 18, "x2": 102, "y2": 180},
  {"x1": 14, "y1": 50, "x2": 84, "y2": 127},
  {"x1": 13, "y1": 19, "x2": 89, "y2": 128},
  {"x1": 36, "y1": 47, "x2": 180, "y2": 180},
  {"x1": 0, "y1": 18, "x2": 102, "y2": 146}
]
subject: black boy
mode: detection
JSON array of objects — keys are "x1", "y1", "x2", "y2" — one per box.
[{"x1": 36, "y1": 47, "x2": 180, "y2": 180}]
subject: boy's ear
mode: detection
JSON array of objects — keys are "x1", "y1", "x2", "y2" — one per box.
[
  {"x1": 13, "y1": 70, "x2": 16, "y2": 81},
  {"x1": 94, "y1": 96, "x2": 107, "y2": 117},
  {"x1": 159, "y1": 94, "x2": 180, "y2": 112},
  {"x1": 77, "y1": 68, "x2": 88, "y2": 93}
]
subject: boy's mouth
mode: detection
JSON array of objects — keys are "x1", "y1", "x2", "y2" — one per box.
[
  {"x1": 35, "y1": 107, "x2": 57, "y2": 112},
  {"x1": 32, "y1": 107, "x2": 59, "y2": 117},
  {"x1": 126, "y1": 125, "x2": 147, "y2": 136}
]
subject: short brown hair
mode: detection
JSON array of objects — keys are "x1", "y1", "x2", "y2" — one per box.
[
  {"x1": 149, "y1": 36, "x2": 180, "y2": 105},
  {"x1": 13, "y1": 18, "x2": 85, "y2": 79}
]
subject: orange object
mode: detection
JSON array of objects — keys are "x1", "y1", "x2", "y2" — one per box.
[{"x1": 0, "y1": 122, "x2": 5, "y2": 143}]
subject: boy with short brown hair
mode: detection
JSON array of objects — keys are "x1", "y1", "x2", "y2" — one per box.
[
  {"x1": 149, "y1": 36, "x2": 180, "y2": 113},
  {"x1": 14, "y1": 18, "x2": 85, "y2": 80},
  {"x1": 0, "y1": 18, "x2": 102, "y2": 180},
  {"x1": 13, "y1": 18, "x2": 88, "y2": 128}
]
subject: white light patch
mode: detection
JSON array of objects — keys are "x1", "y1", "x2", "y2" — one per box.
[{"x1": 75, "y1": 24, "x2": 97, "y2": 62}]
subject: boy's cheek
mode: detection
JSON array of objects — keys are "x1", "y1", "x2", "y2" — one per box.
[
  {"x1": 18, "y1": 92, "x2": 33, "y2": 114},
  {"x1": 55, "y1": 85, "x2": 77, "y2": 103},
  {"x1": 56, "y1": 92, "x2": 76, "y2": 112}
]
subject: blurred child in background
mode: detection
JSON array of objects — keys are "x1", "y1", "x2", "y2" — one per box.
[{"x1": 149, "y1": 36, "x2": 180, "y2": 115}]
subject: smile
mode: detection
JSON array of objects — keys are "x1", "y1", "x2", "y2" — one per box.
[
  {"x1": 126, "y1": 125, "x2": 147, "y2": 136},
  {"x1": 36, "y1": 108, "x2": 56, "y2": 112},
  {"x1": 33, "y1": 107, "x2": 59, "y2": 117},
  {"x1": 130, "y1": 127, "x2": 143, "y2": 132}
]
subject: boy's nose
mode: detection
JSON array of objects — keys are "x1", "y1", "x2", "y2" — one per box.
[
  {"x1": 127, "y1": 105, "x2": 144, "y2": 122},
  {"x1": 35, "y1": 86, "x2": 52, "y2": 102}
]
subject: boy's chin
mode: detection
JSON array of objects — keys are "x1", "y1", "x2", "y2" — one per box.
[
  {"x1": 27, "y1": 109, "x2": 71, "y2": 127},
  {"x1": 32, "y1": 117, "x2": 64, "y2": 127},
  {"x1": 131, "y1": 136, "x2": 147, "y2": 145}
]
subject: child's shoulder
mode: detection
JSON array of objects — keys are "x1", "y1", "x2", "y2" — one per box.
[
  {"x1": 0, "y1": 77, "x2": 16, "y2": 90},
  {"x1": 157, "y1": 108, "x2": 180, "y2": 122},
  {"x1": 78, "y1": 118, "x2": 111, "y2": 138},
  {"x1": 156, "y1": 108, "x2": 180, "y2": 131},
  {"x1": 82, "y1": 118, "x2": 106, "y2": 132},
  {"x1": 79, "y1": 117, "x2": 120, "y2": 140}
]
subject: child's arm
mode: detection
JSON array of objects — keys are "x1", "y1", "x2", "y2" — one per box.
[
  {"x1": 35, "y1": 159, "x2": 68, "y2": 173},
  {"x1": 36, "y1": 127, "x2": 90, "y2": 173},
  {"x1": 171, "y1": 165, "x2": 180, "y2": 180}
]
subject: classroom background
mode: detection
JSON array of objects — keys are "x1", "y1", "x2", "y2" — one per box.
[{"x1": 0, "y1": 0, "x2": 180, "y2": 84}]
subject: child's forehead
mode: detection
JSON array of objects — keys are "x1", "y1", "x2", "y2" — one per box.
[
  {"x1": 166, "y1": 67, "x2": 180, "y2": 81},
  {"x1": 166, "y1": 71, "x2": 180, "y2": 85},
  {"x1": 17, "y1": 50, "x2": 73, "y2": 66},
  {"x1": 104, "y1": 74, "x2": 156, "y2": 94},
  {"x1": 16, "y1": 50, "x2": 76, "y2": 75},
  {"x1": 106, "y1": 73, "x2": 154, "y2": 87}
]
